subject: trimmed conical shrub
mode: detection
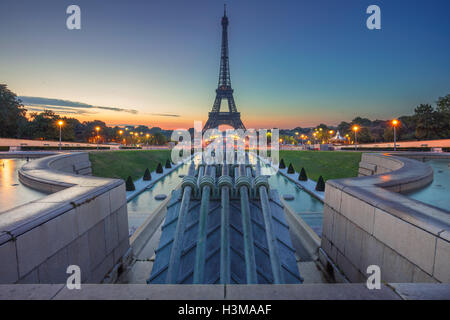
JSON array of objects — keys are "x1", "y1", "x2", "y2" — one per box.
[
  {"x1": 156, "y1": 163, "x2": 163, "y2": 173},
  {"x1": 279, "y1": 158, "x2": 286, "y2": 169},
  {"x1": 298, "y1": 167, "x2": 308, "y2": 181},
  {"x1": 143, "y1": 168, "x2": 151, "y2": 181},
  {"x1": 287, "y1": 163, "x2": 295, "y2": 174},
  {"x1": 315, "y1": 175, "x2": 325, "y2": 192},
  {"x1": 165, "y1": 159, "x2": 172, "y2": 169},
  {"x1": 125, "y1": 176, "x2": 135, "y2": 191}
]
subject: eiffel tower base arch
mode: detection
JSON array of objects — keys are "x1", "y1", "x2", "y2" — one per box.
[{"x1": 203, "y1": 112, "x2": 246, "y2": 131}]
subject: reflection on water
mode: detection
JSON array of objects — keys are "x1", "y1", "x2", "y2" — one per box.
[
  {"x1": 406, "y1": 159, "x2": 450, "y2": 212},
  {"x1": 266, "y1": 165, "x2": 324, "y2": 236},
  {"x1": 0, "y1": 158, "x2": 47, "y2": 213},
  {"x1": 127, "y1": 162, "x2": 190, "y2": 233}
]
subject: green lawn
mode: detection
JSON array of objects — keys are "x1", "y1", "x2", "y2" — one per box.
[
  {"x1": 279, "y1": 151, "x2": 362, "y2": 182},
  {"x1": 89, "y1": 150, "x2": 171, "y2": 181}
]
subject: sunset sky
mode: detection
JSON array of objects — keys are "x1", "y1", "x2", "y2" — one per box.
[{"x1": 1, "y1": 0, "x2": 450, "y2": 129}]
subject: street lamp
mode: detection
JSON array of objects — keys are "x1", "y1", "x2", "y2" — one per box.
[
  {"x1": 352, "y1": 125, "x2": 359, "y2": 150},
  {"x1": 146, "y1": 133, "x2": 150, "y2": 146},
  {"x1": 95, "y1": 126, "x2": 100, "y2": 150},
  {"x1": 118, "y1": 130, "x2": 123, "y2": 148},
  {"x1": 391, "y1": 119, "x2": 399, "y2": 151},
  {"x1": 57, "y1": 120, "x2": 64, "y2": 151}
]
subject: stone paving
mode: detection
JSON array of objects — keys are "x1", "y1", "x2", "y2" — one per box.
[{"x1": 0, "y1": 283, "x2": 449, "y2": 300}]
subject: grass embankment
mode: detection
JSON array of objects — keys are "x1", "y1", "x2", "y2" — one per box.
[
  {"x1": 89, "y1": 150, "x2": 171, "y2": 181},
  {"x1": 89, "y1": 150, "x2": 361, "y2": 182},
  {"x1": 279, "y1": 151, "x2": 362, "y2": 182}
]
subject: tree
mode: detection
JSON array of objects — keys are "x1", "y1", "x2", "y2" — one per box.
[
  {"x1": 0, "y1": 84, "x2": 27, "y2": 138},
  {"x1": 25, "y1": 110, "x2": 60, "y2": 140},
  {"x1": 352, "y1": 117, "x2": 372, "y2": 127},
  {"x1": 337, "y1": 121, "x2": 350, "y2": 135},
  {"x1": 414, "y1": 104, "x2": 437, "y2": 139},
  {"x1": 125, "y1": 176, "x2": 135, "y2": 191},
  {"x1": 397, "y1": 115, "x2": 416, "y2": 140},
  {"x1": 350, "y1": 127, "x2": 372, "y2": 143},
  {"x1": 298, "y1": 167, "x2": 307, "y2": 181},
  {"x1": 153, "y1": 132, "x2": 168, "y2": 145},
  {"x1": 383, "y1": 127, "x2": 394, "y2": 142},
  {"x1": 315, "y1": 176, "x2": 325, "y2": 191},
  {"x1": 143, "y1": 168, "x2": 152, "y2": 181},
  {"x1": 436, "y1": 94, "x2": 450, "y2": 113},
  {"x1": 287, "y1": 163, "x2": 295, "y2": 174},
  {"x1": 436, "y1": 95, "x2": 450, "y2": 138}
]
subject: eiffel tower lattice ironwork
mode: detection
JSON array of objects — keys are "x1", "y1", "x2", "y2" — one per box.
[{"x1": 203, "y1": 5, "x2": 246, "y2": 131}]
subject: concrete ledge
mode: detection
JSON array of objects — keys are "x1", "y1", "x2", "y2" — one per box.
[
  {"x1": 129, "y1": 189, "x2": 175, "y2": 256},
  {"x1": 282, "y1": 198, "x2": 321, "y2": 261},
  {"x1": 0, "y1": 153, "x2": 130, "y2": 284},
  {"x1": 322, "y1": 152, "x2": 450, "y2": 284},
  {"x1": 0, "y1": 151, "x2": 59, "y2": 159},
  {"x1": 0, "y1": 283, "x2": 448, "y2": 300}
]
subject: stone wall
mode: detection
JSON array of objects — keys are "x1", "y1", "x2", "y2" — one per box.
[
  {"x1": 0, "y1": 152, "x2": 130, "y2": 284},
  {"x1": 320, "y1": 153, "x2": 450, "y2": 283}
]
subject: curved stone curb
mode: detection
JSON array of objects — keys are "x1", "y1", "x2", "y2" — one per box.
[
  {"x1": 0, "y1": 152, "x2": 130, "y2": 284},
  {"x1": 322, "y1": 152, "x2": 450, "y2": 284}
]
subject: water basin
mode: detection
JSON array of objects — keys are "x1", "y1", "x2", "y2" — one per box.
[
  {"x1": 406, "y1": 159, "x2": 450, "y2": 212},
  {"x1": 0, "y1": 158, "x2": 47, "y2": 212}
]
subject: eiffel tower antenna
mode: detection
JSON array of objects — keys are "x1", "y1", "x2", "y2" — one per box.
[{"x1": 203, "y1": 5, "x2": 246, "y2": 131}]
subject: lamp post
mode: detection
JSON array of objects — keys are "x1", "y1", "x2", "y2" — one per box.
[
  {"x1": 353, "y1": 125, "x2": 359, "y2": 150},
  {"x1": 95, "y1": 127, "x2": 100, "y2": 150},
  {"x1": 118, "y1": 130, "x2": 123, "y2": 148},
  {"x1": 57, "y1": 120, "x2": 64, "y2": 151},
  {"x1": 391, "y1": 119, "x2": 399, "y2": 151}
]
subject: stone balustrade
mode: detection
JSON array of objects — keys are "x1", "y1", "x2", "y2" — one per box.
[
  {"x1": 0, "y1": 152, "x2": 130, "y2": 284},
  {"x1": 321, "y1": 152, "x2": 450, "y2": 283}
]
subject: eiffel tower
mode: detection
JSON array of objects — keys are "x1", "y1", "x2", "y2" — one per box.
[{"x1": 203, "y1": 5, "x2": 246, "y2": 131}]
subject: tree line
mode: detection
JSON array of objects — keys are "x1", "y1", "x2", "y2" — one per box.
[
  {"x1": 281, "y1": 94, "x2": 450, "y2": 144},
  {"x1": 0, "y1": 84, "x2": 168, "y2": 145}
]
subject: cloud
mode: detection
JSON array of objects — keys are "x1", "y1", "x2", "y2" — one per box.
[
  {"x1": 149, "y1": 113, "x2": 180, "y2": 118},
  {"x1": 19, "y1": 96, "x2": 182, "y2": 118},
  {"x1": 19, "y1": 96, "x2": 139, "y2": 114},
  {"x1": 25, "y1": 105, "x2": 97, "y2": 115}
]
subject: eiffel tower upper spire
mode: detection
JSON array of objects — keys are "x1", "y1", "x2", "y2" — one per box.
[{"x1": 218, "y1": 4, "x2": 231, "y2": 89}]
